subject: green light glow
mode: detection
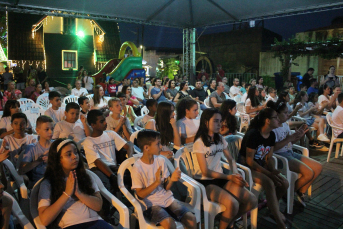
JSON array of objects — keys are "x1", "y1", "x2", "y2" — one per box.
[{"x1": 76, "y1": 31, "x2": 85, "y2": 38}]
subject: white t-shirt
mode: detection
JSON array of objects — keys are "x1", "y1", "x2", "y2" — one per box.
[
  {"x1": 241, "y1": 92, "x2": 247, "y2": 103},
  {"x1": 297, "y1": 102, "x2": 311, "y2": 118},
  {"x1": 176, "y1": 117, "x2": 200, "y2": 141},
  {"x1": 1, "y1": 134, "x2": 37, "y2": 166},
  {"x1": 83, "y1": 76, "x2": 94, "y2": 91},
  {"x1": 141, "y1": 114, "x2": 154, "y2": 128},
  {"x1": 245, "y1": 98, "x2": 256, "y2": 115},
  {"x1": 192, "y1": 136, "x2": 228, "y2": 180},
  {"x1": 131, "y1": 156, "x2": 174, "y2": 210},
  {"x1": 273, "y1": 122, "x2": 292, "y2": 154},
  {"x1": 131, "y1": 87, "x2": 145, "y2": 100},
  {"x1": 229, "y1": 86, "x2": 240, "y2": 98},
  {"x1": 38, "y1": 173, "x2": 101, "y2": 228},
  {"x1": 44, "y1": 107, "x2": 65, "y2": 124},
  {"x1": 105, "y1": 115, "x2": 132, "y2": 141},
  {"x1": 332, "y1": 105, "x2": 343, "y2": 137},
  {"x1": 82, "y1": 131, "x2": 127, "y2": 169},
  {"x1": 53, "y1": 120, "x2": 86, "y2": 143},
  {"x1": 71, "y1": 88, "x2": 88, "y2": 97},
  {"x1": 0, "y1": 116, "x2": 32, "y2": 131},
  {"x1": 266, "y1": 96, "x2": 277, "y2": 103},
  {"x1": 318, "y1": 95, "x2": 330, "y2": 111},
  {"x1": 90, "y1": 98, "x2": 107, "y2": 110}
]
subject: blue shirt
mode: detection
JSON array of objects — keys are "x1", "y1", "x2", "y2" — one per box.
[
  {"x1": 151, "y1": 87, "x2": 168, "y2": 103},
  {"x1": 307, "y1": 87, "x2": 318, "y2": 95}
]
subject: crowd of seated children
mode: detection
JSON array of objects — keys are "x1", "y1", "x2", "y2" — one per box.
[
  {"x1": 245, "y1": 86, "x2": 263, "y2": 117},
  {"x1": 38, "y1": 139, "x2": 112, "y2": 229},
  {"x1": 82, "y1": 110, "x2": 133, "y2": 221},
  {"x1": 52, "y1": 102, "x2": 90, "y2": 143},
  {"x1": 219, "y1": 99, "x2": 238, "y2": 136},
  {"x1": 131, "y1": 129, "x2": 197, "y2": 229},
  {"x1": 0, "y1": 100, "x2": 33, "y2": 139},
  {"x1": 141, "y1": 99, "x2": 157, "y2": 128},
  {"x1": 146, "y1": 101, "x2": 181, "y2": 160},
  {"x1": 19, "y1": 116, "x2": 54, "y2": 186},
  {"x1": 176, "y1": 98, "x2": 200, "y2": 144},
  {"x1": 238, "y1": 108, "x2": 289, "y2": 229},
  {"x1": 44, "y1": 91, "x2": 65, "y2": 125},
  {"x1": 106, "y1": 98, "x2": 132, "y2": 141},
  {"x1": 192, "y1": 108, "x2": 257, "y2": 229}
]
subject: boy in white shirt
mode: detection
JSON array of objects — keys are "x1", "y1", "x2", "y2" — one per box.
[
  {"x1": 106, "y1": 98, "x2": 132, "y2": 141},
  {"x1": 44, "y1": 91, "x2": 65, "y2": 124},
  {"x1": 78, "y1": 96, "x2": 91, "y2": 118},
  {"x1": 131, "y1": 130, "x2": 196, "y2": 228},
  {"x1": 71, "y1": 80, "x2": 88, "y2": 97},
  {"x1": 53, "y1": 102, "x2": 91, "y2": 143},
  {"x1": 332, "y1": 93, "x2": 343, "y2": 138},
  {"x1": 82, "y1": 109, "x2": 134, "y2": 220},
  {"x1": 0, "y1": 113, "x2": 37, "y2": 166},
  {"x1": 266, "y1": 87, "x2": 278, "y2": 103},
  {"x1": 19, "y1": 116, "x2": 54, "y2": 185},
  {"x1": 141, "y1": 99, "x2": 157, "y2": 128}
]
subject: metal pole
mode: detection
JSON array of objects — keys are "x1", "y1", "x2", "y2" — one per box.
[{"x1": 190, "y1": 28, "x2": 196, "y2": 84}]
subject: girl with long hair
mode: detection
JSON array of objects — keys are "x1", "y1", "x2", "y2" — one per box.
[
  {"x1": 173, "y1": 81, "x2": 194, "y2": 102},
  {"x1": 4, "y1": 81, "x2": 22, "y2": 101},
  {"x1": 145, "y1": 101, "x2": 181, "y2": 159},
  {"x1": 293, "y1": 91, "x2": 329, "y2": 143},
  {"x1": 256, "y1": 77, "x2": 264, "y2": 89},
  {"x1": 238, "y1": 108, "x2": 289, "y2": 229},
  {"x1": 219, "y1": 99, "x2": 238, "y2": 136},
  {"x1": 245, "y1": 86, "x2": 263, "y2": 116},
  {"x1": 121, "y1": 85, "x2": 140, "y2": 107},
  {"x1": 42, "y1": 81, "x2": 53, "y2": 93},
  {"x1": 176, "y1": 98, "x2": 199, "y2": 144},
  {"x1": 258, "y1": 88, "x2": 267, "y2": 106},
  {"x1": 38, "y1": 139, "x2": 112, "y2": 228},
  {"x1": 0, "y1": 100, "x2": 32, "y2": 139},
  {"x1": 90, "y1": 85, "x2": 108, "y2": 111},
  {"x1": 318, "y1": 84, "x2": 338, "y2": 112},
  {"x1": 193, "y1": 108, "x2": 257, "y2": 229},
  {"x1": 166, "y1": 80, "x2": 178, "y2": 100},
  {"x1": 267, "y1": 101, "x2": 322, "y2": 207},
  {"x1": 30, "y1": 83, "x2": 43, "y2": 102}
]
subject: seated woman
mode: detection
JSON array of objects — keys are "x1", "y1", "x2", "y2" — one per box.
[
  {"x1": 294, "y1": 91, "x2": 330, "y2": 143},
  {"x1": 42, "y1": 81, "x2": 54, "y2": 94},
  {"x1": 122, "y1": 85, "x2": 140, "y2": 107},
  {"x1": 330, "y1": 86, "x2": 341, "y2": 109},
  {"x1": 176, "y1": 98, "x2": 200, "y2": 144},
  {"x1": 146, "y1": 101, "x2": 181, "y2": 160},
  {"x1": 219, "y1": 99, "x2": 238, "y2": 136},
  {"x1": 238, "y1": 108, "x2": 289, "y2": 229},
  {"x1": 193, "y1": 108, "x2": 257, "y2": 229},
  {"x1": 4, "y1": 81, "x2": 22, "y2": 102},
  {"x1": 258, "y1": 88, "x2": 267, "y2": 106},
  {"x1": 166, "y1": 80, "x2": 178, "y2": 100},
  {"x1": 318, "y1": 84, "x2": 338, "y2": 113},
  {"x1": 173, "y1": 81, "x2": 194, "y2": 102},
  {"x1": 38, "y1": 139, "x2": 112, "y2": 229},
  {"x1": 90, "y1": 85, "x2": 108, "y2": 112},
  {"x1": 267, "y1": 101, "x2": 322, "y2": 207},
  {"x1": 277, "y1": 91, "x2": 302, "y2": 119},
  {"x1": 245, "y1": 86, "x2": 263, "y2": 117},
  {"x1": 0, "y1": 100, "x2": 33, "y2": 139},
  {"x1": 30, "y1": 83, "x2": 43, "y2": 102}
]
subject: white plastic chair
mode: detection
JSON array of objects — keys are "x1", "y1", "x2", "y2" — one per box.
[
  {"x1": 17, "y1": 98, "x2": 35, "y2": 112},
  {"x1": 134, "y1": 116, "x2": 144, "y2": 130},
  {"x1": 62, "y1": 95, "x2": 79, "y2": 107},
  {"x1": 36, "y1": 94, "x2": 50, "y2": 110},
  {"x1": 2, "y1": 159, "x2": 28, "y2": 199},
  {"x1": 129, "y1": 130, "x2": 142, "y2": 154},
  {"x1": 273, "y1": 144, "x2": 312, "y2": 214},
  {"x1": 326, "y1": 113, "x2": 343, "y2": 162},
  {"x1": 141, "y1": 106, "x2": 149, "y2": 116},
  {"x1": 23, "y1": 104, "x2": 45, "y2": 131},
  {"x1": 3, "y1": 191, "x2": 35, "y2": 229},
  {"x1": 86, "y1": 94, "x2": 94, "y2": 101},
  {"x1": 174, "y1": 146, "x2": 252, "y2": 229},
  {"x1": 204, "y1": 97, "x2": 211, "y2": 108},
  {"x1": 30, "y1": 170, "x2": 130, "y2": 229},
  {"x1": 236, "y1": 102, "x2": 250, "y2": 132},
  {"x1": 117, "y1": 154, "x2": 201, "y2": 229}
]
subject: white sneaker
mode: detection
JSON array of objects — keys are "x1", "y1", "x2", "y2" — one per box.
[{"x1": 317, "y1": 134, "x2": 330, "y2": 143}]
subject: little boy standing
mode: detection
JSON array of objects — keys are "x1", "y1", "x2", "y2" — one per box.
[
  {"x1": 106, "y1": 98, "x2": 132, "y2": 141},
  {"x1": 44, "y1": 91, "x2": 65, "y2": 124},
  {"x1": 131, "y1": 130, "x2": 196, "y2": 229},
  {"x1": 19, "y1": 116, "x2": 53, "y2": 185}
]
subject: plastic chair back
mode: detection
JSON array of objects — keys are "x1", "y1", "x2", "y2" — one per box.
[
  {"x1": 17, "y1": 98, "x2": 35, "y2": 112},
  {"x1": 36, "y1": 94, "x2": 50, "y2": 110},
  {"x1": 140, "y1": 106, "x2": 149, "y2": 116},
  {"x1": 23, "y1": 104, "x2": 45, "y2": 130},
  {"x1": 133, "y1": 116, "x2": 144, "y2": 130}
]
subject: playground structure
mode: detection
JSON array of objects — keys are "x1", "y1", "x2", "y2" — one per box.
[{"x1": 92, "y1": 41, "x2": 145, "y2": 83}]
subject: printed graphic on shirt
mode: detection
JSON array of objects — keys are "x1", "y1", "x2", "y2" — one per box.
[
  {"x1": 205, "y1": 147, "x2": 223, "y2": 158},
  {"x1": 255, "y1": 145, "x2": 271, "y2": 161},
  {"x1": 93, "y1": 140, "x2": 115, "y2": 150}
]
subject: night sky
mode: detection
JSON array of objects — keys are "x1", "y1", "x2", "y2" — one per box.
[{"x1": 118, "y1": 8, "x2": 343, "y2": 49}]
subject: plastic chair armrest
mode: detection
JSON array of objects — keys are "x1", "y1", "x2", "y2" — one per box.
[
  {"x1": 292, "y1": 144, "x2": 309, "y2": 157},
  {"x1": 273, "y1": 154, "x2": 290, "y2": 176},
  {"x1": 179, "y1": 174, "x2": 201, "y2": 223},
  {"x1": 236, "y1": 163, "x2": 253, "y2": 189}
]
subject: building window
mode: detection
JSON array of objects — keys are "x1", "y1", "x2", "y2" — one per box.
[
  {"x1": 63, "y1": 18, "x2": 75, "y2": 35},
  {"x1": 62, "y1": 50, "x2": 78, "y2": 70}
]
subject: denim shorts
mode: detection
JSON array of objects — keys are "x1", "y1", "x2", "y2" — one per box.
[
  {"x1": 306, "y1": 117, "x2": 315, "y2": 126},
  {"x1": 143, "y1": 200, "x2": 190, "y2": 225},
  {"x1": 276, "y1": 150, "x2": 302, "y2": 169}
]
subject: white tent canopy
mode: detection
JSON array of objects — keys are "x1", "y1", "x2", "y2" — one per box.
[{"x1": 0, "y1": 0, "x2": 343, "y2": 28}]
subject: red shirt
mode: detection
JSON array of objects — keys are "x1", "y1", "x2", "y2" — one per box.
[
  {"x1": 99, "y1": 82, "x2": 107, "y2": 91},
  {"x1": 108, "y1": 84, "x2": 117, "y2": 94}
]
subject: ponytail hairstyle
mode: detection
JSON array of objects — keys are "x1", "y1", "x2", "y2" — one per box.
[
  {"x1": 247, "y1": 108, "x2": 275, "y2": 131},
  {"x1": 293, "y1": 90, "x2": 307, "y2": 109},
  {"x1": 194, "y1": 108, "x2": 222, "y2": 147},
  {"x1": 266, "y1": 100, "x2": 287, "y2": 114},
  {"x1": 220, "y1": 99, "x2": 237, "y2": 134},
  {"x1": 176, "y1": 98, "x2": 197, "y2": 121},
  {"x1": 247, "y1": 86, "x2": 259, "y2": 107},
  {"x1": 318, "y1": 84, "x2": 331, "y2": 96},
  {"x1": 179, "y1": 81, "x2": 187, "y2": 91},
  {"x1": 277, "y1": 91, "x2": 289, "y2": 103},
  {"x1": 155, "y1": 101, "x2": 175, "y2": 146}
]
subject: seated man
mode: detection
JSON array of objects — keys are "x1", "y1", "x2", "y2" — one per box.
[
  {"x1": 71, "y1": 80, "x2": 88, "y2": 97},
  {"x1": 209, "y1": 82, "x2": 226, "y2": 108},
  {"x1": 131, "y1": 79, "x2": 147, "y2": 105},
  {"x1": 190, "y1": 80, "x2": 207, "y2": 110},
  {"x1": 307, "y1": 78, "x2": 319, "y2": 95},
  {"x1": 151, "y1": 79, "x2": 168, "y2": 103},
  {"x1": 229, "y1": 78, "x2": 240, "y2": 97}
]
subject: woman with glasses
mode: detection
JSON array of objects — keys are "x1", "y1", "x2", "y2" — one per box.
[{"x1": 238, "y1": 108, "x2": 289, "y2": 229}]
